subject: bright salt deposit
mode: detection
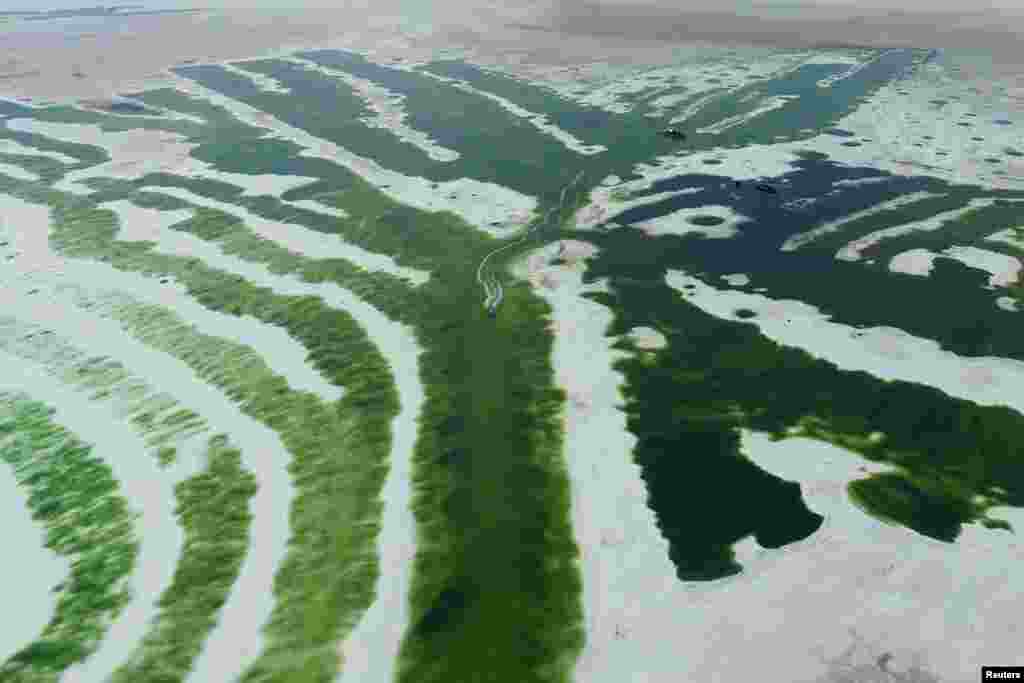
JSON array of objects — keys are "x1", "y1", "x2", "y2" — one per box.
[
  {"x1": 0, "y1": 193, "x2": 294, "y2": 683},
  {"x1": 634, "y1": 204, "x2": 748, "y2": 239},
  {"x1": 888, "y1": 248, "x2": 939, "y2": 276},
  {"x1": 835, "y1": 198, "x2": 1012, "y2": 261},
  {"x1": 941, "y1": 245, "x2": 1022, "y2": 288},
  {"x1": 283, "y1": 198, "x2": 350, "y2": 219},
  {"x1": 0, "y1": 435, "x2": 69, "y2": 662},
  {"x1": 288, "y1": 57, "x2": 460, "y2": 163},
  {"x1": 168, "y1": 75, "x2": 538, "y2": 238},
  {"x1": 666, "y1": 269, "x2": 1024, "y2": 415},
  {"x1": 136, "y1": 185, "x2": 430, "y2": 286}
]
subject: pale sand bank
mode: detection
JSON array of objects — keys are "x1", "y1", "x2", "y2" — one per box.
[
  {"x1": 888, "y1": 247, "x2": 938, "y2": 276},
  {"x1": 666, "y1": 269, "x2": 1024, "y2": 415},
  {"x1": 722, "y1": 273, "x2": 751, "y2": 286},
  {"x1": 103, "y1": 200, "x2": 195, "y2": 243},
  {"x1": 168, "y1": 76, "x2": 538, "y2": 238},
  {"x1": 283, "y1": 198, "x2": 351, "y2": 219},
  {"x1": 889, "y1": 245, "x2": 1021, "y2": 288},
  {"x1": 635, "y1": 204, "x2": 748, "y2": 239},
  {"x1": 574, "y1": 147, "x2": 800, "y2": 230},
  {"x1": 626, "y1": 326, "x2": 667, "y2": 350},
  {"x1": 334, "y1": 329, "x2": 425, "y2": 683},
  {"x1": 136, "y1": 185, "x2": 430, "y2": 286},
  {"x1": 782, "y1": 191, "x2": 943, "y2": 252},
  {"x1": 996, "y1": 296, "x2": 1019, "y2": 312},
  {"x1": 222, "y1": 62, "x2": 292, "y2": 95},
  {"x1": 986, "y1": 227, "x2": 1024, "y2": 251},
  {"x1": 696, "y1": 95, "x2": 800, "y2": 135},
  {"x1": 0, "y1": 436, "x2": 69, "y2": 662},
  {"x1": 836, "y1": 198, "x2": 1011, "y2": 262}
]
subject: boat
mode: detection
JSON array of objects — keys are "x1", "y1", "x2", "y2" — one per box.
[{"x1": 660, "y1": 127, "x2": 687, "y2": 139}]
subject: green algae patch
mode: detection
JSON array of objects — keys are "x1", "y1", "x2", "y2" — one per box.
[
  {"x1": 572, "y1": 252, "x2": 1024, "y2": 574},
  {"x1": 0, "y1": 153, "x2": 67, "y2": 183},
  {"x1": 35, "y1": 194, "x2": 400, "y2": 681},
  {"x1": 396, "y1": 277, "x2": 583, "y2": 683},
  {"x1": 0, "y1": 127, "x2": 109, "y2": 169},
  {"x1": 0, "y1": 395, "x2": 139, "y2": 683},
  {"x1": 0, "y1": 315, "x2": 210, "y2": 460},
  {"x1": 101, "y1": 298, "x2": 396, "y2": 683},
  {"x1": 4, "y1": 76, "x2": 589, "y2": 680},
  {"x1": 109, "y1": 434, "x2": 257, "y2": 683}
]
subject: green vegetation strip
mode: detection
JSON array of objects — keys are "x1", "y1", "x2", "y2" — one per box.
[
  {"x1": 0, "y1": 181, "x2": 403, "y2": 681},
  {"x1": 109, "y1": 434, "x2": 257, "y2": 683},
  {"x1": 577, "y1": 261, "x2": 1024, "y2": 580},
  {"x1": 0, "y1": 394, "x2": 139, "y2": 683},
  {"x1": 4, "y1": 86, "x2": 590, "y2": 678},
  {"x1": 0, "y1": 318, "x2": 209, "y2": 463}
]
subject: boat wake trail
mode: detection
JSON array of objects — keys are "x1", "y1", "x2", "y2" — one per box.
[{"x1": 476, "y1": 170, "x2": 585, "y2": 313}]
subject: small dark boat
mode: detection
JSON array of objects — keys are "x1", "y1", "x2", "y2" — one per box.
[
  {"x1": 661, "y1": 127, "x2": 687, "y2": 139},
  {"x1": 755, "y1": 183, "x2": 778, "y2": 194},
  {"x1": 487, "y1": 304, "x2": 498, "y2": 319}
]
